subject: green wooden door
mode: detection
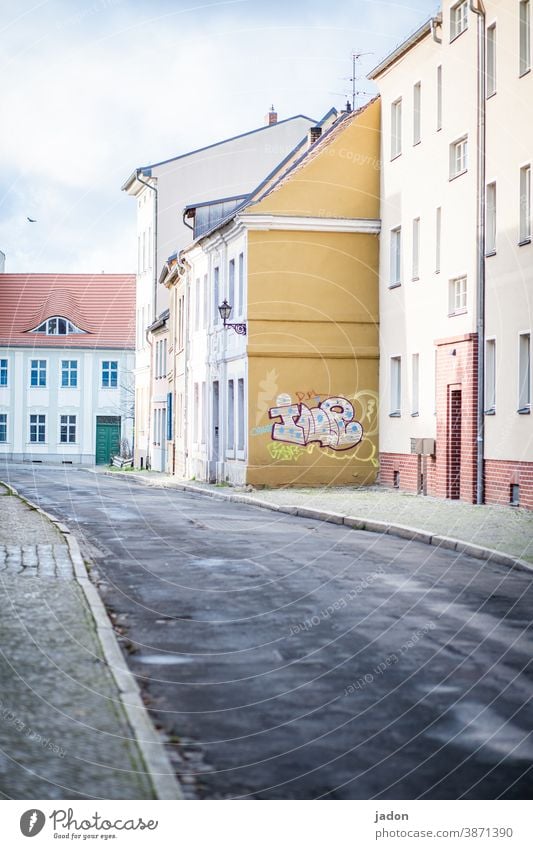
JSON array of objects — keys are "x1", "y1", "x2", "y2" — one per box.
[{"x1": 95, "y1": 416, "x2": 121, "y2": 465}]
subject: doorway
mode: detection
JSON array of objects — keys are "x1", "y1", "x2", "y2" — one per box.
[
  {"x1": 95, "y1": 416, "x2": 121, "y2": 465},
  {"x1": 210, "y1": 381, "x2": 219, "y2": 482}
]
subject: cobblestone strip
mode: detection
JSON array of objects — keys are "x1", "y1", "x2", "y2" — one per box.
[{"x1": 0, "y1": 544, "x2": 74, "y2": 578}]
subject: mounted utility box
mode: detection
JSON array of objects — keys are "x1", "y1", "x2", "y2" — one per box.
[{"x1": 410, "y1": 438, "x2": 436, "y2": 456}]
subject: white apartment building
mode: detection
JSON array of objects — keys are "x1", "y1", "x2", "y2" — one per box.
[
  {"x1": 122, "y1": 110, "x2": 317, "y2": 469},
  {"x1": 370, "y1": 0, "x2": 533, "y2": 508},
  {"x1": 0, "y1": 273, "x2": 135, "y2": 465}
]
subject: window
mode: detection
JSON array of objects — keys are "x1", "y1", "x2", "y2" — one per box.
[
  {"x1": 486, "y1": 182, "x2": 497, "y2": 254},
  {"x1": 450, "y1": 1, "x2": 468, "y2": 40},
  {"x1": 142, "y1": 231, "x2": 146, "y2": 272},
  {"x1": 0, "y1": 414, "x2": 6, "y2": 442},
  {"x1": 60, "y1": 414, "x2": 76, "y2": 443},
  {"x1": 390, "y1": 357, "x2": 402, "y2": 415},
  {"x1": 163, "y1": 338, "x2": 167, "y2": 377},
  {"x1": 411, "y1": 354, "x2": 419, "y2": 416},
  {"x1": 436, "y1": 207, "x2": 442, "y2": 273},
  {"x1": 510, "y1": 483, "x2": 520, "y2": 506},
  {"x1": 61, "y1": 359, "x2": 78, "y2": 388},
  {"x1": 228, "y1": 259, "x2": 235, "y2": 311},
  {"x1": 412, "y1": 218, "x2": 420, "y2": 279},
  {"x1": 0, "y1": 359, "x2": 7, "y2": 387},
  {"x1": 391, "y1": 99, "x2": 402, "y2": 158},
  {"x1": 487, "y1": 24, "x2": 497, "y2": 95},
  {"x1": 520, "y1": 0, "x2": 531, "y2": 75},
  {"x1": 102, "y1": 360, "x2": 118, "y2": 388},
  {"x1": 436, "y1": 65, "x2": 443, "y2": 130},
  {"x1": 30, "y1": 359, "x2": 46, "y2": 387},
  {"x1": 148, "y1": 226, "x2": 152, "y2": 269},
  {"x1": 203, "y1": 274, "x2": 208, "y2": 327},
  {"x1": 449, "y1": 276, "x2": 467, "y2": 314},
  {"x1": 227, "y1": 379, "x2": 235, "y2": 450},
  {"x1": 520, "y1": 164, "x2": 531, "y2": 242},
  {"x1": 193, "y1": 383, "x2": 199, "y2": 442},
  {"x1": 30, "y1": 317, "x2": 84, "y2": 335},
  {"x1": 29, "y1": 414, "x2": 46, "y2": 443},
  {"x1": 201, "y1": 382, "x2": 206, "y2": 444},
  {"x1": 518, "y1": 332, "x2": 531, "y2": 411},
  {"x1": 178, "y1": 295, "x2": 184, "y2": 350},
  {"x1": 450, "y1": 136, "x2": 468, "y2": 178},
  {"x1": 237, "y1": 378, "x2": 245, "y2": 451},
  {"x1": 195, "y1": 278, "x2": 200, "y2": 331},
  {"x1": 390, "y1": 227, "x2": 402, "y2": 286},
  {"x1": 413, "y1": 82, "x2": 421, "y2": 144},
  {"x1": 213, "y1": 266, "x2": 220, "y2": 324},
  {"x1": 485, "y1": 339, "x2": 496, "y2": 412},
  {"x1": 238, "y1": 253, "x2": 244, "y2": 317}
]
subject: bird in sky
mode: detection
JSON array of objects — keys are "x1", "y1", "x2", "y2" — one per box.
[{"x1": 27, "y1": 217, "x2": 37, "y2": 222}]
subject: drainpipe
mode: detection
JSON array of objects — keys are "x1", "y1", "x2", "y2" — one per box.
[
  {"x1": 430, "y1": 13, "x2": 442, "y2": 43},
  {"x1": 470, "y1": 0, "x2": 486, "y2": 505},
  {"x1": 136, "y1": 170, "x2": 158, "y2": 470}
]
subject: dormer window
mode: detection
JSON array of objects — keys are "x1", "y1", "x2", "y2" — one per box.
[{"x1": 29, "y1": 317, "x2": 85, "y2": 335}]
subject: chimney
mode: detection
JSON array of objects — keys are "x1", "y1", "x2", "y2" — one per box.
[
  {"x1": 0, "y1": 251, "x2": 5, "y2": 273},
  {"x1": 266, "y1": 104, "x2": 277, "y2": 125},
  {"x1": 308, "y1": 126, "x2": 322, "y2": 146}
]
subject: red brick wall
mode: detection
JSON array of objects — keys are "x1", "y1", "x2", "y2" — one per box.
[
  {"x1": 378, "y1": 452, "x2": 437, "y2": 494},
  {"x1": 484, "y1": 459, "x2": 533, "y2": 509}
]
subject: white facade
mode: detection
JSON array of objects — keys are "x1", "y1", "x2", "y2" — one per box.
[
  {"x1": 0, "y1": 346, "x2": 134, "y2": 464},
  {"x1": 183, "y1": 224, "x2": 248, "y2": 484},
  {"x1": 123, "y1": 114, "x2": 315, "y2": 469}
]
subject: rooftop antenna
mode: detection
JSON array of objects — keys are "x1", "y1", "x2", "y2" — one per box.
[{"x1": 349, "y1": 50, "x2": 373, "y2": 110}]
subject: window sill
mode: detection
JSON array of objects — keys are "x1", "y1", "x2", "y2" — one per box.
[
  {"x1": 517, "y1": 407, "x2": 531, "y2": 415},
  {"x1": 486, "y1": 90, "x2": 497, "y2": 100},
  {"x1": 411, "y1": 276, "x2": 420, "y2": 282},
  {"x1": 388, "y1": 282, "x2": 401, "y2": 290},
  {"x1": 484, "y1": 408, "x2": 496, "y2": 416},
  {"x1": 485, "y1": 250, "x2": 497, "y2": 257},
  {"x1": 519, "y1": 67, "x2": 531, "y2": 79},
  {"x1": 390, "y1": 152, "x2": 402, "y2": 162},
  {"x1": 411, "y1": 412, "x2": 419, "y2": 417},
  {"x1": 448, "y1": 308, "x2": 467, "y2": 317},
  {"x1": 449, "y1": 169, "x2": 468, "y2": 182},
  {"x1": 413, "y1": 140, "x2": 421, "y2": 148},
  {"x1": 389, "y1": 411, "x2": 401, "y2": 418},
  {"x1": 518, "y1": 237, "x2": 531, "y2": 247}
]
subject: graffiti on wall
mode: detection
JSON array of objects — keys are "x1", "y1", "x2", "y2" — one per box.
[{"x1": 269, "y1": 394, "x2": 363, "y2": 452}]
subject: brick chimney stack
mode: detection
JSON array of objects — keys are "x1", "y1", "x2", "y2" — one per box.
[{"x1": 266, "y1": 105, "x2": 277, "y2": 125}]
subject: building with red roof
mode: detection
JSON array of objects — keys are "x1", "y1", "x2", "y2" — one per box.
[{"x1": 0, "y1": 272, "x2": 135, "y2": 465}]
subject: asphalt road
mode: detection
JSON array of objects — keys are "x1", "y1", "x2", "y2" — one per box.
[{"x1": 3, "y1": 464, "x2": 533, "y2": 800}]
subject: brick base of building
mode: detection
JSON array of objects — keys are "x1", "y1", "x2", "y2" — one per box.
[
  {"x1": 379, "y1": 453, "x2": 533, "y2": 510},
  {"x1": 484, "y1": 459, "x2": 533, "y2": 510}
]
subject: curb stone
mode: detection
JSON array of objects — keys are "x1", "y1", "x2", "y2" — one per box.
[
  {"x1": 1, "y1": 480, "x2": 183, "y2": 801},
  {"x1": 96, "y1": 470, "x2": 533, "y2": 576}
]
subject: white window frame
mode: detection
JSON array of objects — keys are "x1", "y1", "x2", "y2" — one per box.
[
  {"x1": 411, "y1": 353, "x2": 420, "y2": 416},
  {"x1": 450, "y1": 136, "x2": 468, "y2": 179},
  {"x1": 61, "y1": 359, "x2": 78, "y2": 388},
  {"x1": 391, "y1": 98, "x2": 402, "y2": 159},
  {"x1": 0, "y1": 358, "x2": 8, "y2": 388},
  {"x1": 485, "y1": 338, "x2": 496, "y2": 412},
  {"x1": 29, "y1": 413, "x2": 46, "y2": 444},
  {"x1": 390, "y1": 226, "x2": 402, "y2": 287},
  {"x1": 59, "y1": 414, "x2": 77, "y2": 444},
  {"x1": 30, "y1": 358, "x2": 47, "y2": 388},
  {"x1": 450, "y1": 0, "x2": 468, "y2": 41},
  {"x1": 486, "y1": 182, "x2": 497, "y2": 254},
  {"x1": 228, "y1": 258, "x2": 235, "y2": 313},
  {"x1": 413, "y1": 81, "x2": 421, "y2": 145},
  {"x1": 101, "y1": 360, "x2": 118, "y2": 388},
  {"x1": 227, "y1": 379, "x2": 235, "y2": 455},
  {"x1": 487, "y1": 23, "x2": 497, "y2": 96},
  {"x1": 237, "y1": 253, "x2": 245, "y2": 318},
  {"x1": 519, "y1": 163, "x2": 531, "y2": 243},
  {"x1": 520, "y1": 0, "x2": 531, "y2": 76},
  {"x1": 412, "y1": 217, "x2": 420, "y2": 280},
  {"x1": 449, "y1": 275, "x2": 467, "y2": 315},
  {"x1": 213, "y1": 266, "x2": 220, "y2": 324},
  {"x1": 390, "y1": 356, "x2": 402, "y2": 416},
  {"x1": 0, "y1": 413, "x2": 7, "y2": 443},
  {"x1": 237, "y1": 377, "x2": 245, "y2": 453},
  {"x1": 436, "y1": 65, "x2": 443, "y2": 130},
  {"x1": 518, "y1": 331, "x2": 531, "y2": 411}
]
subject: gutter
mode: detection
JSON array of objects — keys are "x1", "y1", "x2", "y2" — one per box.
[
  {"x1": 368, "y1": 18, "x2": 432, "y2": 79},
  {"x1": 470, "y1": 0, "x2": 486, "y2": 505}
]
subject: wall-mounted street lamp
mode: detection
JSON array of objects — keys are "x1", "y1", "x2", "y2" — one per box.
[{"x1": 218, "y1": 300, "x2": 247, "y2": 336}]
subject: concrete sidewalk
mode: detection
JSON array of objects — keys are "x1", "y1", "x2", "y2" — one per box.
[
  {"x1": 0, "y1": 483, "x2": 157, "y2": 799},
  {"x1": 99, "y1": 469, "x2": 533, "y2": 565}
]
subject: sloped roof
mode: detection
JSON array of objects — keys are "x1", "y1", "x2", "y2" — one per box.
[{"x1": 0, "y1": 274, "x2": 135, "y2": 349}]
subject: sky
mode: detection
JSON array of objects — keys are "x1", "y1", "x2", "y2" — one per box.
[{"x1": 1, "y1": 0, "x2": 438, "y2": 273}]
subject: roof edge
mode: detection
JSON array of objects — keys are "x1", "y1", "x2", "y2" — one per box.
[{"x1": 368, "y1": 17, "x2": 434, "y2": 80}]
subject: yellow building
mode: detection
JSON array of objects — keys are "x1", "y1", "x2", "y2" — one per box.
[{"x1": 173, "y1": 99, "x2": 381, "y2": 487}]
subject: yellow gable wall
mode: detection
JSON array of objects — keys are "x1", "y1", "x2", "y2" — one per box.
[
  {"x1": 249, "y1": 98, "x2": 380, "y2": 220},
  {"x1": 246, "y1": 230, "x2": 379, "y2": 487}
]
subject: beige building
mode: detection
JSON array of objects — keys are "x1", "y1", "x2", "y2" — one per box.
[{"x1": 369, "y1": 0, "x2": 533, "y2": 507}]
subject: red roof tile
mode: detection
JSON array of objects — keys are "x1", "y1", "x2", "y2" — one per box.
[{"x1": 0, "y1": 274, "x2": 135, "y2": 349}]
